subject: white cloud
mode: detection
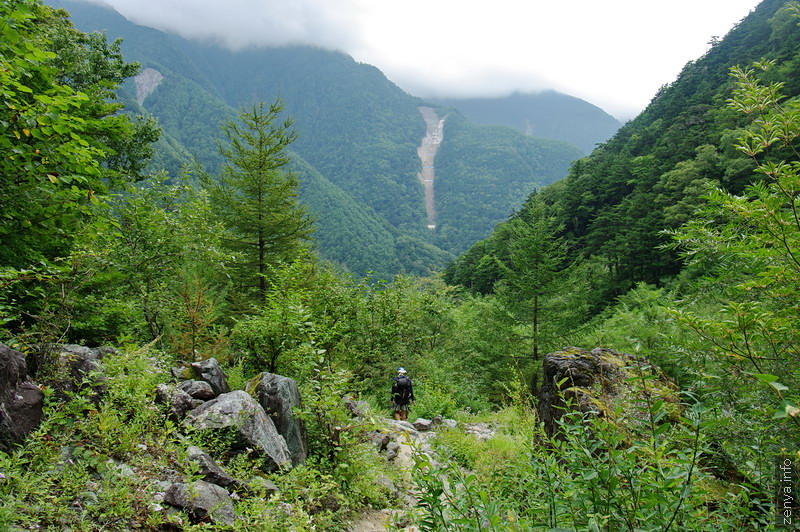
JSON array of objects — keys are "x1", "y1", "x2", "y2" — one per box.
[
  {"x1": 97, "y1": 0, "x2": 762, "y2": 120},
  {"x1": 105, "y1": 0, "x2": 364, "y2": 51}
]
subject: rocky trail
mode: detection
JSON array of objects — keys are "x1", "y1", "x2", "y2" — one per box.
[
  {"x1": 347, "y1": 416, "x2": 495, "y2": 532},
  {"x1": 416, "y1": 106, "x2": 446, "y2": 231}
]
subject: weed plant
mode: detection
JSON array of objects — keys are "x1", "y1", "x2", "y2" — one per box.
[{"x1": 413, "y1": 388, "x2": 774, "y2": 530}]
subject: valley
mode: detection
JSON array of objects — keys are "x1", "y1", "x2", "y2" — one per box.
[{"x1": 2, "y1": 0, "x2": 794, "y2": 530}]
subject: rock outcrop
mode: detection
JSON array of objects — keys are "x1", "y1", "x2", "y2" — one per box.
[
  {"x1": 185, "y1": 390, "x2": 291, "y2": 472},
  {"x1": 538, "y1": 347, "x2": 680, "y2": 438},
  {"x1": 251, "y1": 372, "x2": 308, "y2": 465},
  {"x1": 191, "y1": 358, "x2": 230, "y2": 397},
  {"x1": 0, "y1": 345, "x2": 43, "y2": 452}
]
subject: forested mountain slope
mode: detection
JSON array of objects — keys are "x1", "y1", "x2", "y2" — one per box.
[
  {"x1": 433, "y1": 114, "x2": 582, "y2": 254},
  {"x1": 433, "y1": 90, "x2": 622, "y2": 154},
  {"x1": 447, "y1": 0, "x2": 799, "y2": 297},
  {"x1": 50, "y1": 0, "x2": 586, "y2": 278},
  {"x1": 4, "y1": 1, "x2": 799, "y2": 529}
]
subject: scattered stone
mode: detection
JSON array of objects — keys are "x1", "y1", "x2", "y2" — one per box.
[
  {"x1": 105, "y1": 459, "x2": 136, "y2": 479},
  {"x1": 186, "y1": 445, "x2": 248, "y2": 492},
  {"x1": 343, "y1": 395, "x2": 370, "y2": 418},
  {"x1": 430, "y1": 416, "x2": 457, "y2": 429},
  {"x1": 386, "y1": 420, "x2": 419, "y2": 437},
  {"x1": 412, "y1": 418, "x2": 433, "y2": 432},
  {"x1": 247, "y1": 476, "x2": 279, "y2": 497},
  {"x1": 0, "y1": 344, "x2": 44, "y2": 452},
  {"x1": 368, "y1": 431, "x2": 391, "y2": 451},
  {"x1": 178, "y1": 380, "x2": 216, "y2": 401},
  {"x1": 464, "y1": 422, "x2": 496, "y2": 442},
  {"x1": 186, "y1": 390, "x2": 291, "y2": 472},
  {"x1": 374, "y1": 474, "x2": 400, "y2": 500},
  {"x1": 164, "y1": 480, "x2": 235, "y2": 526},
  {"x1": 190, "y1": 358, "x2": 230, "y2": 397},
  {"x1": 155, "y1": 384, "x2": 195, "y2": 421},
  {"x1": 386, "y1": 441, "x2": 400, "y2": 461},
  {"x1": 251, "y1": 372, "x2": 308, "y2": 465}
]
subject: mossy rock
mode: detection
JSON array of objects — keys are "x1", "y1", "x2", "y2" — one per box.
[{"x1": 538, "y1": 347, "x2": 682, "y2": 439}]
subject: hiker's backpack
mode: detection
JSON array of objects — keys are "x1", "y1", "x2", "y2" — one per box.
[{"x1": 394, "y1": 375, "x2": 411, "y2": 401}]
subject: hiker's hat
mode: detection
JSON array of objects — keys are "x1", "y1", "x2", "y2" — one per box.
[{"x1": 398, "y1": 367, "x2": 407, "y2": 374}]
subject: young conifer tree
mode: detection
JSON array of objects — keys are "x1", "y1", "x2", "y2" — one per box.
[{"x1": 208, "y1": 100, "x2": 314, "y2": 302}]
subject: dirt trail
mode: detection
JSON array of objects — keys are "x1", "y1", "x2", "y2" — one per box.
[{"x1": 416, "y1": 107, "x2": 446, "y2": 230}]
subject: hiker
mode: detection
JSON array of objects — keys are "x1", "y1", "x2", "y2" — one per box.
[{"x1": 391, "y1": 367, "x2": 415, "y2": 421}]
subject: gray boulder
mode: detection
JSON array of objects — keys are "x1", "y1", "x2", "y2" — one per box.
[
  {"x1": 171, "y1": 365, "x2": 192, "y2": 381},
  {"x1": 178, "y1": 380, "x2": 216, "y2": 401},
  {"x1": 155, "y1": 384, "x2": 196, "y2": 421},
  {"x1": 186, "y1": 445, "x2": 248, "y2": 492},
  {"x1": 387, "y1": 419, "x2": 419, "y2": 436},
  {"x1": 0, "y1": 345, "x2": 44, "y2": 452},
  {"x1": 186, "y1": 390, "x2": 291, "y2": 472},
  {"x1": 53, "y1": 344, "x2": 110, "y2": 398},
  {"x1": 368, "y1": 431, "x2": 391, "y2": 451},
  {"x1": 164, "y1": 480, "x2": 235, "y2": 526},
  {"x1": 412, "y1": 418, "x2": 433, "y2": 431},
  {"x1": 385, "y1": 441, "x2": 400, "y2": 461},
  {"x1": 190, "y1": 358, "x2": 230, "y2": 397},
  {"x1": 251, "y1": 372, "x2": 308, "y2": 465}
]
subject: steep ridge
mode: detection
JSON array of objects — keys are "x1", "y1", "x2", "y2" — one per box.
[
  {"x1": 416, "y1": 107, "x2": 446, "y2": 230},
  {"x1": 432, "y1": 90, "x2": 621, "y2": 154}
]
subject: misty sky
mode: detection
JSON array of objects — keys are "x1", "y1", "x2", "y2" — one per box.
[{"x1": 97, "y1": 0, "x2": 762, "y2": 120}]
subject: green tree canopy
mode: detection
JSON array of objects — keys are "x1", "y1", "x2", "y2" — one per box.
[
  {"x1": 205, "y1": 100, "x2": 314, "y2": 301},
  {"x1": 0, "y1": 0, "x2": 158, "y2": 268}
]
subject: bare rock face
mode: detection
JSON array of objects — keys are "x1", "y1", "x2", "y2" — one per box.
[
  {"x1": 185, "y1": 390, "x2": 291, "y2": 472},
  {"x1": 251, "y1": 372, "x2": 308, "y2": 466},
  {"x1": 537, "y1": 347, "x2": 679, "y2": 438},
  {"x1": 134, "y1": 67, "x2": 164, "y2": 105},
  {"x1": 0, "y1": 345, "x2": 43, "y2": 452}
]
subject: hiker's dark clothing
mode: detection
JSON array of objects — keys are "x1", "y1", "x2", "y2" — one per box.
[{"x1": 391, "y1": 375, "x2": 414, "y2": 411}]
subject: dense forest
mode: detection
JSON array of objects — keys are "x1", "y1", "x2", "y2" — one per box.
[
  {"x1": 46, "y1": 0, "x2": 595, "y2": 279},
  {"x1": 1, "y1": 0, "x2": 800, "y2": 530}
]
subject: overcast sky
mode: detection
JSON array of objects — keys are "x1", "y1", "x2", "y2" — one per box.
[{"x1": 97, "y1": 0, "x2": 763, "y2": 120}]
